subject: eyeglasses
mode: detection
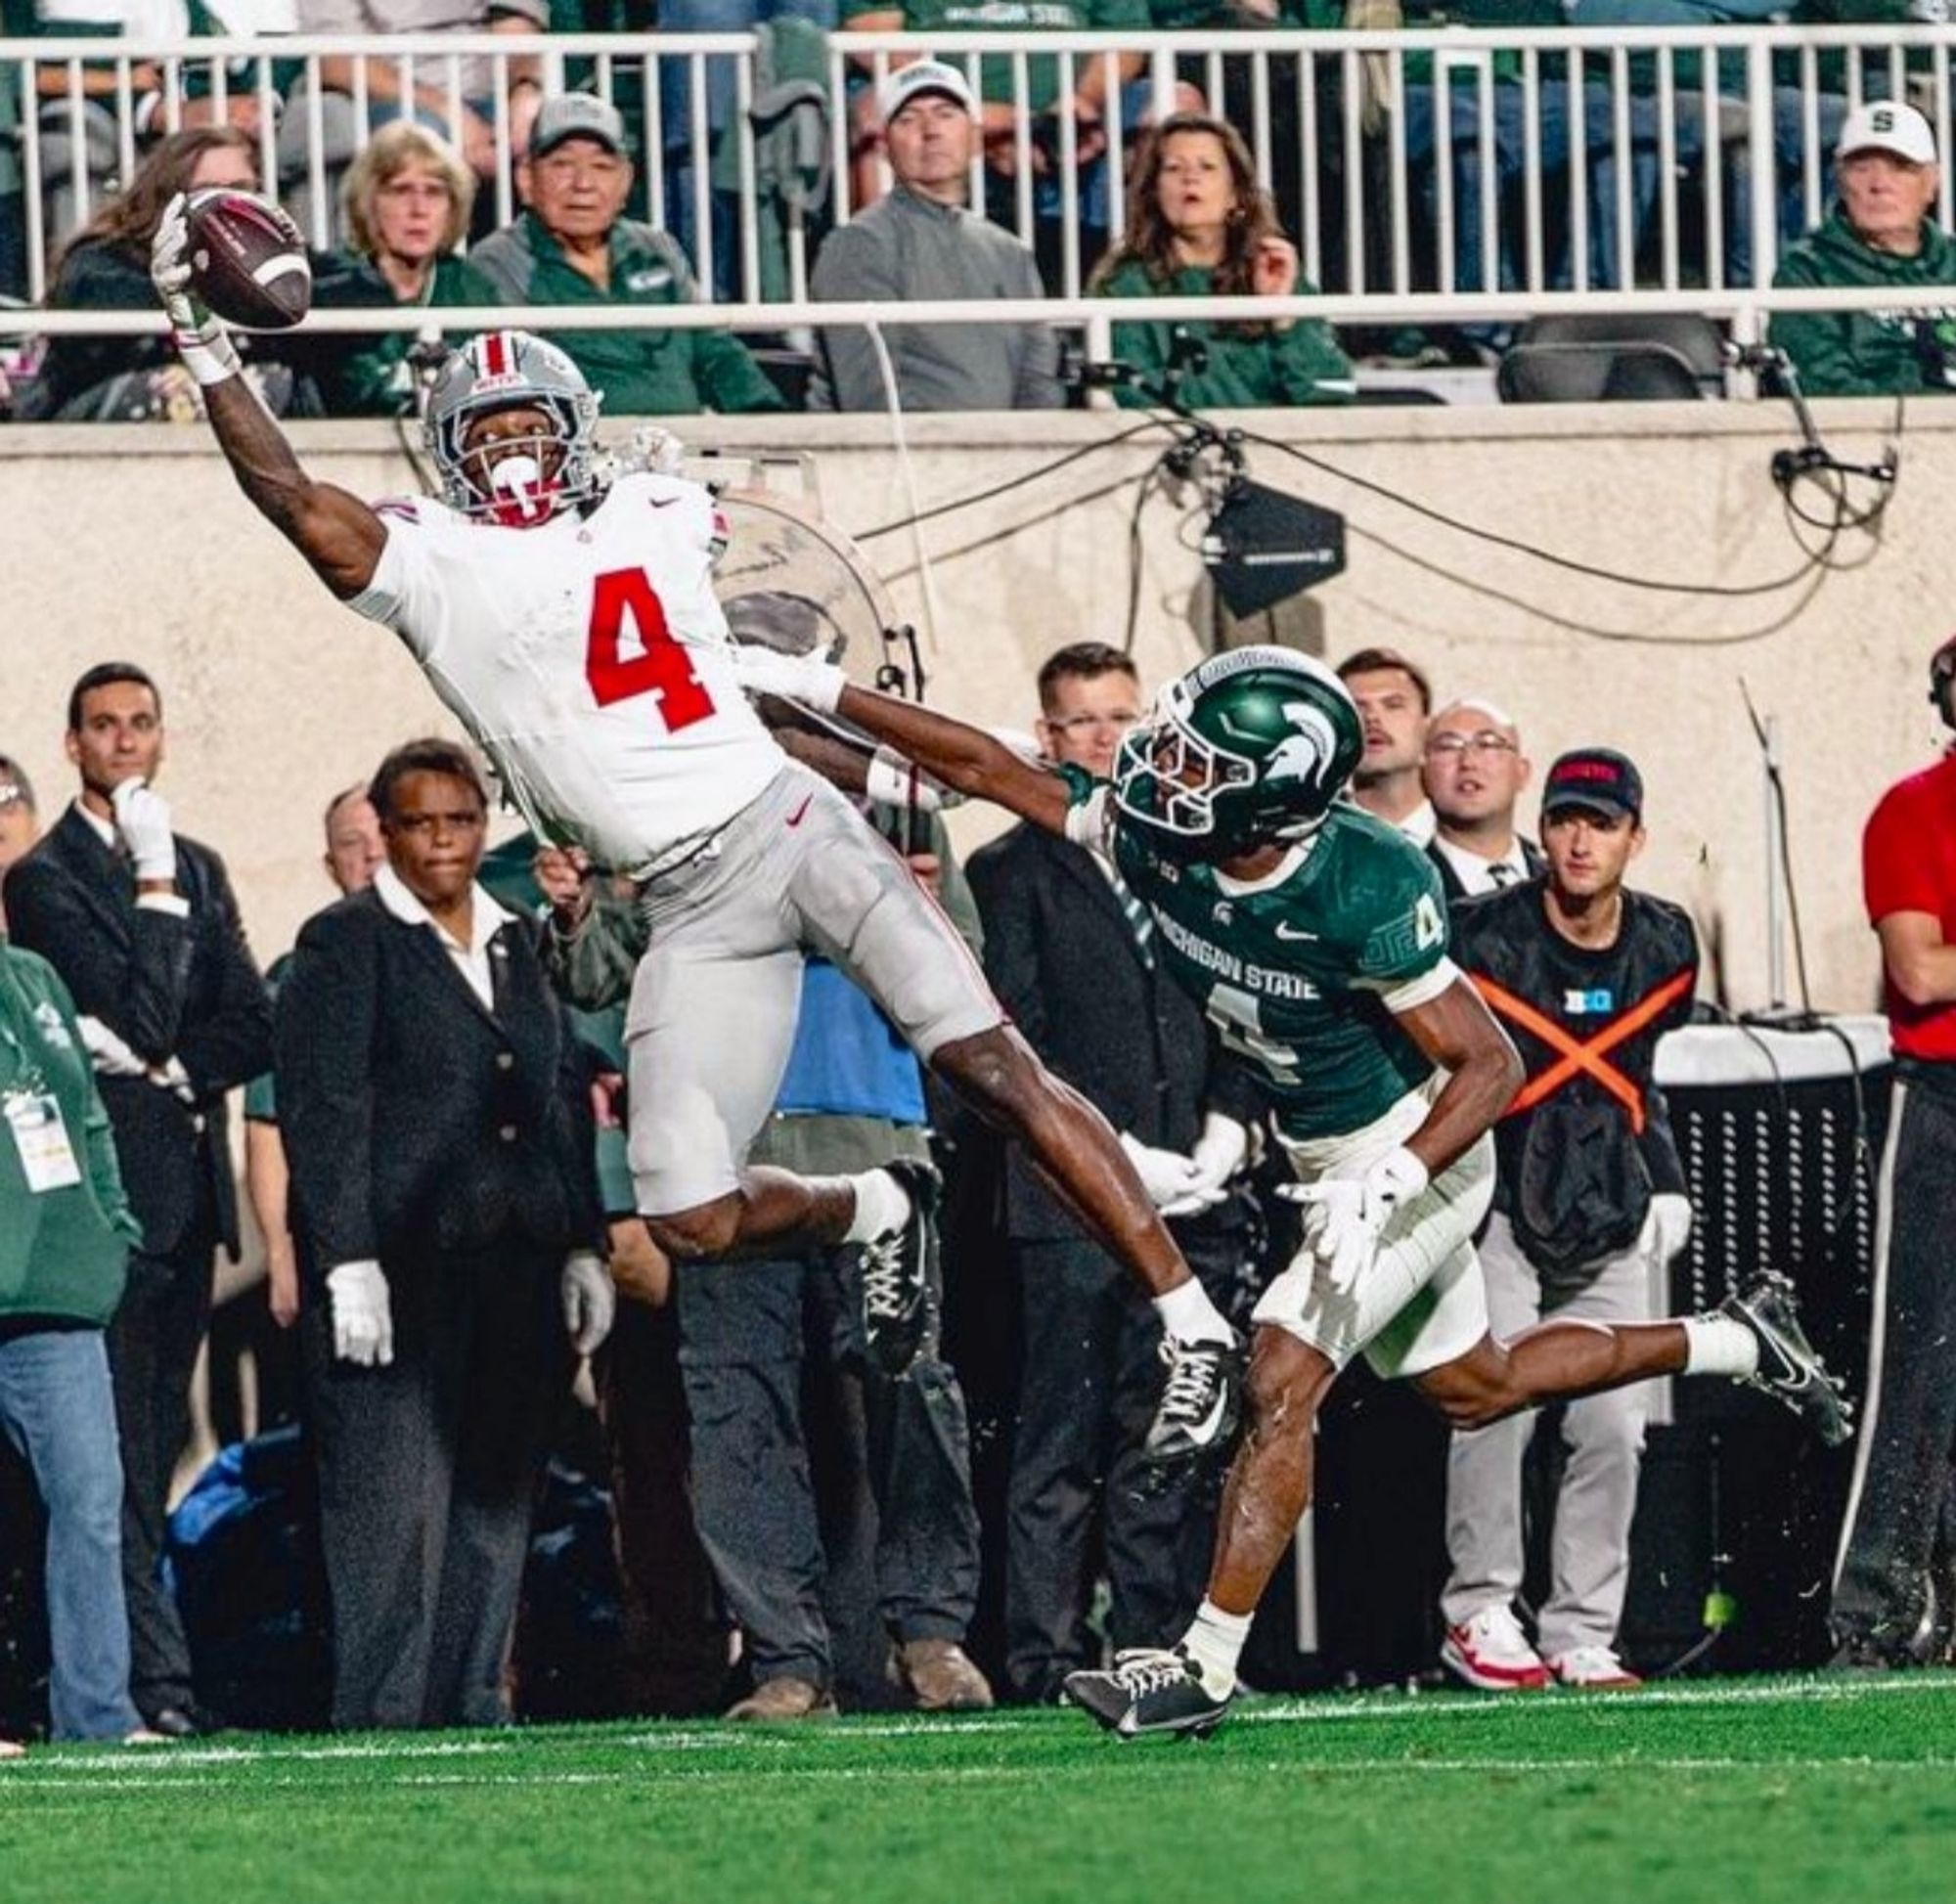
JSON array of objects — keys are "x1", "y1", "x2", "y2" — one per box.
[
  {"x1": 1045, "y1": 711, "x2": 1143, "y2": 736},
  {"x1": 1425, "y1": 731, "x2": 1520, "y2": 760}
]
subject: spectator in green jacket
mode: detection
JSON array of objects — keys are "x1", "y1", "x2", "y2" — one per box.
[
  {"x1": 1770, "y1": 100, "x2": 1956, "y2": 399},
  {"x1": 0, "y1": 936, "x2": 155, "y2": 1749},
  {"x1": 1089, "y1": 111, "x2": 1355, "y2": 410},
  {"x1": 333, "y1": 122, "x2": 502, "y2": 417},
  {"x1": 469, "y1": 92, "x2": 784, "y2": 417}
]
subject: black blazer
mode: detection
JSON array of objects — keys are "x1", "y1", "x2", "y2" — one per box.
[
  {"x1": 967, "y1": 821, "x2": 1241, "y2": 1242},
  {"x1": 274, "y1": 887, "x2": 600, "y2": 1287},
  {"x1": 3, "y1": 804, "x2": 272, "y2": 1258},
  {"x1": 1427, "y1": 834, "x2": 1547, "y2": 906}
]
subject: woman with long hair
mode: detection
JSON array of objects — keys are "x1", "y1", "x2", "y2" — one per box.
[
  {"x1": 334, "y1": 122, "x2": 499, "y2": 416},
  {"x1": 22, "y1": 126, "x2": 350, "y2": 421},
  {"x1": 1089, "y1": 112, "x2": 1354, "y2": 410}
]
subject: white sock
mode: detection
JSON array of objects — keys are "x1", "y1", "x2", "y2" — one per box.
[
  {"x1": 840, "y1": 1169, "x2": 910, "y2": 1245},
  {"x1": 1181, "y1": 1599, "x2": 1252, "y2": 1699},
  {"x1": 1682, "y1": 1313, "x2": 1759, "y2": 1380},
  {"x1": 1153, "y1": 1277, "x2": 1232, "y2": 1346}
]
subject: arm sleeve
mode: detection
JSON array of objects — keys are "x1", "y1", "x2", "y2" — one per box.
[
  {"x1": 346, "y1": 506, "x2": 443, "y2": 659},
  {"x1": 694, "y1": 329, "x2": 788, "y2": 414},
  {"x1": 811, "y1": 226, "x2": 904, "y2": 414},
  {"x1": 1864, "y1": 780, "x2": 1941, "y2": 922},
  {"x1": 1011, "y1": 249, "x2": 1067, "y2": 409},
  {"x1": 541, "y1": 891, "x2": 648, "y2": 1013},
  {"x1": 1352, "y1": 856, "x2": 1452, "y2": 993},
  {"x1": 1767, "y1": 250, "x2": 1866, "y2": 398},
  {"x1": 3, "y1": 857, "x2": 194, "y2": 1066},
  {"x1": 965, "y1": 845, "x2": 1049, "y2": 1048},
  {"x1": 274, "y1": 915, "x2": 380, "y2": 1270},
  {"x1": 1273, "y1": 316, "x2": 1358, "y2": 406},
  {"x1": 171, "y1": 852, "x2": 274, "y2": 1096},
  {"x1": 43, "y1": 966, "x2": 142, "y2": 1246},
  {"x1": 1106, "y1": 317, "x2": 1176, "y2": 411}
]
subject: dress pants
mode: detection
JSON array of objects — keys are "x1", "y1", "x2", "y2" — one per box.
[
  {"x1": 306, "y1": 1240, "x2": 568, "y2": 1730},
  {"x1": 1003, "y1": 1222, "x2": 1240, "y2": 1703},
  {"x1": 675, "y1": 1240, "x2": 981, "y2": 1697},
  {"x1": 108, "y1": 1196, "x2": 215, "y2": 1719},
  {"x1": 1440, "y1": 1210, "x2": 1657, "y2": 1659}
]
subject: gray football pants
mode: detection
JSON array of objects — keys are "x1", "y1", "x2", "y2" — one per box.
[{"x1": 1440, "y1": 1211, "x2": 1659, "y2": 1659}]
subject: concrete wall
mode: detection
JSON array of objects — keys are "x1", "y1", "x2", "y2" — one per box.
[{"x1": 2, "y1": 398, "x2": 1936, "y2": 1011}]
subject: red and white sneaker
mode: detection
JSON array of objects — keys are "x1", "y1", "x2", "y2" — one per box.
[
  {"x1": 1549, "y1": 1645, "x2": 1643, "y2": 1690},
  {"x1": 1440, "y1": 1604, "x2": 1551, "y2": 1692}
]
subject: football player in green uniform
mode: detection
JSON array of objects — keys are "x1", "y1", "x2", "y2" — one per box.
[{"x1": 734, "y1": 641, "x2": 1851, "y2": 1739}]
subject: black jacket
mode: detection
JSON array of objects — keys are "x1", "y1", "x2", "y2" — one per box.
[
  {"x1": 1426, "y1": 834, "x2": 1547, "y2": 905},
  {"x1": 1452, "y1": 881, "x2": 1698, "y2": 1288},
  {"x1": 967, "y1": 821, "x2": 1250, "y2": 1241},
  {"x1": 274, "y1": 887, "x2": 601, "y2": 1287},
  {"x1": 3, "y1": 804, "x2": 272, "y2": 1259}
]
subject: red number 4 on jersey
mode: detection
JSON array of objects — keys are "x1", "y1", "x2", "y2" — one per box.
[{"x1": 585, "y1": 568, "x2": 715, "y2": 731}]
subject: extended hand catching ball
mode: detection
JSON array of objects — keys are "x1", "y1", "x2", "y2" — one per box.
[{"x1": 184, "y1": 189, "x2": 312, "y2": 331}]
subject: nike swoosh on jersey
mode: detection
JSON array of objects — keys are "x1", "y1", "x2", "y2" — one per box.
[
  {"x1": 1273, "y1": 922, "x2": 1320, "y2": 942},
  {"x1": 786, "y1": 795, "x2": 815, "y2": 827}
]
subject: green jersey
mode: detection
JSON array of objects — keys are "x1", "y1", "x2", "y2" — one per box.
[{"x1": 1066, "y1": 775, "x2": 1453, "y2": 1142}]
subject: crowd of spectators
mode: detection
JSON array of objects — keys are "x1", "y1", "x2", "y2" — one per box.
[{"x1": 8, "y1": 2, "x2": 1956, "y2": 416}]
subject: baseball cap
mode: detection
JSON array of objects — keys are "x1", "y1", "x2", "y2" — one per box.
[
  {"x1": 1541, "y1": 747, "x2": 1643, "y2": 822},
  {"x1": 530, "y1": 93, "x2": 631, "y2": 160},
  {"x1": 1837, "y1": 100, "x2": 1937, "y2": 165},
  {"x1": 878, "y1": 60, "x2": 975, "y2": 128}
]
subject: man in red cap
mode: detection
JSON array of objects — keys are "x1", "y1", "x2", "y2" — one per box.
[{"x1": 1834, "y1": 636, "x2": 1956, "y2": 1665}]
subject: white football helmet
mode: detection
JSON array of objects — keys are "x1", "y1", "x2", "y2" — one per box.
[{"x1": 424, "y1": 330, "x2": 602, "y2": 527}]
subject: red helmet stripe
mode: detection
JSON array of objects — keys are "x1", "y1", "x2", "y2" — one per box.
[{"x1": 482, "y1": 332, "x2": 510, "y2": 378}]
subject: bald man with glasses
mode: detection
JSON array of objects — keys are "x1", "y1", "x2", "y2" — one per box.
[{"x1": 1422, "y1": 698, "x2": 1544, "y2": 904}]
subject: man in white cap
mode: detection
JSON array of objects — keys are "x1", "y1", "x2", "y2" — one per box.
[
  {"x1": 809, "y1": 60, "x2": 1064, "y2": 413},
  {"x1": 1769, "y1": 99, "x2": 1956, "y2": 396}
]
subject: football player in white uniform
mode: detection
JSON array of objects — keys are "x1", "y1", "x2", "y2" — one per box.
[{"x1": 150, "y1": 199, "x2": 1244, "y2": 1451}]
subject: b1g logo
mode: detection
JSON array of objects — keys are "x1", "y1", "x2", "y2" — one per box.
[{"x1": 1564, "y1": 988, "x2": 1615, "y2": 1015}]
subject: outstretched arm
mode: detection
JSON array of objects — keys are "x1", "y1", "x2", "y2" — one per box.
[
  {"x1": 151, "y1": 193, "x2": 385, "y2": 599},
  {"x1": 732, "y1": 647, "x2": 1073, "y2": 837},
  {"x1": 1394, "y1": 975, "x2": 1523, "y2": 1178}
]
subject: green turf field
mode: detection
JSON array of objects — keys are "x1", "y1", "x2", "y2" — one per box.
[{"x1": 3, "y1": 1675, "x2": 1953, "y2": 1904}]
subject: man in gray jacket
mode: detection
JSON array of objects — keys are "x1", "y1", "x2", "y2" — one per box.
[{"x1": 810, "y1": 61, "x2": 1065, "y2": 414}]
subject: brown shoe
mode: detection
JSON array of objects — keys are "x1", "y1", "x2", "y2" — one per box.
[
  {"x1": 891, "y1": 1638, "x2": 995, "y2": 1712},
  {"x1": 724, "y1": 1676, "x2": 838, "y2": 1722}
]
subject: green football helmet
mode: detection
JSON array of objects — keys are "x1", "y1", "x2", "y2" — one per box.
[{"x1": 1114, "y1": 645, "x2": 1363, "y2": 858}]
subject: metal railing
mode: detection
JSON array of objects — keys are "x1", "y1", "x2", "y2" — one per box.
[{"x1": 5, "y1": 24, "x2": 1956, "y2": 308}]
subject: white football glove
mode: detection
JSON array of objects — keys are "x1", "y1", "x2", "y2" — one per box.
[
  {"x1": 1160, "y1": 1112, "x2": 1249, "y2": 1218},
  {"x1": 1641, "y1": 1192, "x2": 1694, "y2": 1269},
  {"x1": 149, "y1": 191, "x2": 242, "y2": 389},
  {"x1": 1283, "y1": 1145, "x2": 1429, "y2": 1297},
  {"x1": 724, "y1": 642, "x2": 847, "y2": 716},
  {"x1": 865, "y1": 744, "x2": 958, "y2": 814},
  {"x1": 326, "y1": 1260, "x2": 394, "y2": 1367},
  {"x1": 110, "y1": 777, "x2": 176, "y2": 884},
  {"x1": 1119, "y1": 1130, "x2": 1206, "y2": 1211},
  {"x1": 560, "y1": 1250, "x2": 616, "y2": 1358}
]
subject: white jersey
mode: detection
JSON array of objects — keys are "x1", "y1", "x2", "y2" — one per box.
[{"x1": 350, "y1": 470, "x2": 784, "y2": 872}]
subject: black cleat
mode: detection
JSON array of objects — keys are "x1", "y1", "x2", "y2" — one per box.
[
  {"x1": 1143, "y1": 1333, "x2": 1243, "y2": 1463},
  {"x1": 858, "y1": 1157, "x2": 940, "y2": 1379},
  {"x1": 1721, "y1": 1272, "x2": 1854, "y2": 1447},
  {"x1": 1064, "y1": 1648, "x2": 1232, "y2": 1741}
]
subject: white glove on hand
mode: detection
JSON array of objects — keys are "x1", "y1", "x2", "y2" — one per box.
[
  {"x1": 560, "y1": 1250, "x2": 616, "y2": 1358},
  {"x1": 150, "y1": 192, "x2": 242, "y2": 389},
  {"x1": 1119, "y1": 1130, "x2": 1205, "y2": 1211},
  {"x1": 1642, "y1": 1192, "x2": 1694, "y2": 1268},
  {"x1": 865, "y1": 745, "x2": 958, "y2": 814},
  {"x1": 326, "y1": 1260, "x2": 393, "y2": 1367},
  {"x1": 1160, "y1": 1113, "x2": 1250, "y2": 1218},
  {"x1": 76, "y1": 1015, "x2": 149, "y2": 1079},
  {"x1": 1283, "y1": 1145, "x2": 1429, "y2": 1297},
  {"x1": 110, "y1": 778, "x2": 176, "y2": 884},
  {"x1": 724, "y1": 642, "x2": 847, "y2": 716}
]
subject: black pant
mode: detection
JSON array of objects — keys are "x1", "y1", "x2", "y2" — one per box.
[
  {"x1": 1003, "y1": 1223, "x2": 1241, "y2": 1704},
  {"x1": 109, "y1": 1217, "x2": 215, "y2": 1719},
  {"x1": 675, "y1": 1242, "x2": 981, "y2": 1699},
  {"x1": 305, "y1": 1241, "x2": 568, "y2": 1729},
  {"x1": 1833, "y1": 1074, "x2": 1956, "y2": 1654}
]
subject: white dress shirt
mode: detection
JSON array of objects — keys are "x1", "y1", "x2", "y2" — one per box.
[
  {"x1": 1433, "y1": 832, "x2": 1533, "y2": 898},
  {"x1": 374, "y1": 863, "x2": 515, "y2": 1014}
]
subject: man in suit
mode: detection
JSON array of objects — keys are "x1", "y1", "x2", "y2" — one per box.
[
  {"x1": 967, "y1": 643, "x2": 1253, "y2": 1705},
  {"x1": 1423, "y1": 696, "x2": 1544, "y2": 903},
  {"x1": 275, "y1": 738, "x2": 613, "y2": 1730},
  {"x1": 2, "y1": 664, "x2": 272, "y2": 1737}
]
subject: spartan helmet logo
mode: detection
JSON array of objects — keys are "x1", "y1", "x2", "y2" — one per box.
[{"x1": 1265, "y1": 701, "x2": 1342, "y2": 791}]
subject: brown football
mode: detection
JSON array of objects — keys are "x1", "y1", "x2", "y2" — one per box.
[{"x1": 184, "y1": 188, "x2": 312, "y2": 331}]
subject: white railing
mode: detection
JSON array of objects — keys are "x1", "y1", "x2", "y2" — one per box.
[{"x1": 4, "y1": 25, "x2": 1955, "y2": 308}]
